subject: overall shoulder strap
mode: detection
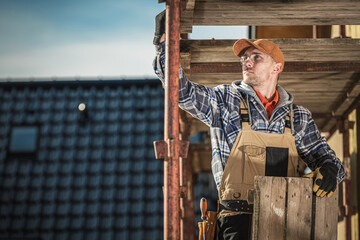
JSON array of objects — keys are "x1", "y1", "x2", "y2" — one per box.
[
  {"x1": 284, "y1": 104, "x2": 295, "y2": 135},
  {"x1": 240, "y1": 99, "x2": 251, "y2": 130}
]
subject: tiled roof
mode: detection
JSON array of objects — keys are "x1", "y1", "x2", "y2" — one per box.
[{"x1": 0, "y1": 80, "x2": 165, "y2": 240}]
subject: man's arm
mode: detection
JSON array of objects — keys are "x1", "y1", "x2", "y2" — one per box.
[
  {"x1": 152, "y1": 11, "x2": 220, "y2": 127},
  {"x1": 295, "y1": 106, "x2": 345, "y2": 197}
]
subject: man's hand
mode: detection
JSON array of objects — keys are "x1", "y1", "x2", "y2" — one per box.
[
  {"x1": 304, "y1": 163, "x2": 338, "y2": 198},
  {"x1": 153, "y1": 10, "x2": 166, "y2": 45}
]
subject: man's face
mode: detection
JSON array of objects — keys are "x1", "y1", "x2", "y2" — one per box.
[{"x1": 241, "y1": 47, "x2": 277, "y2": 87}]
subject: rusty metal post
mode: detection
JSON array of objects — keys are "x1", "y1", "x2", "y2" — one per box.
[{"x1": 164, "y1": 0, "x2": 181, "y2": 239}]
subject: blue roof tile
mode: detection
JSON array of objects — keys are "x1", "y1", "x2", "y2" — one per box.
[
  {"x1": 131, "y1": 173, "x2": 145, "y2": 187},
  {"x1": 58, "y1": 175, "x2": 72, "y2": 188},
  {"x1": 10, "y1": 216, "x2": 25, "y2": 231},
  {"x1": 71, "y1": 189, "x2": 86, "y2": 202},
  {"x1": 115, "y1": 188, "x2": 130, "y2": 201},
  {"x1": 69, "y1": 216, "x2": 84, "y2": 230},
  {"x1": 42, "y1": 203, "x2": 56, "y2": 217},
  {"x1": 69, "y1": 231, "x2": 83, "y2": 239},
  {"x1": 43, "y1": 190, "x2": 56, "y2": 203},
  {"x1": 73, "y1": 162, "x2": 87, "y2": 174},
  {"x1": 99, "y1": 216, "x2": 113, "y2": 230},
  {"x1": 84, "y1": 231, "x2": 98, "y2": 240},
  {"x1": 27, "y1": 203, "x2": 41, "y2": 216},
  {"x1": 86, "y1": 189, "x2": 101, "y2": 202},
  {"x1": 85, "y1": 216, "x2": 98, "y2": 229},
  {"x1": 130, "y1": 215, "x2": 144, "y2": 229},
  {"x1": 25, "y1": 217, "x2": 40, "y2": 230},
  {"x1": 50, "y1": 136, "x2": 63, "y2": 149},
  {"x1": 101, "y1": 188, "x2": 115, "y2": 201},
  {"x1": 13, "y1": 203, "x2": 27, "y2": 216},
  {"x1": 28, "y1": 189, "x2": 42, "y2": 202},
  {"x1": 99, "y1": 231, "x2": 113, "y2": 240},
  {"x1": 130, "y1": 230, "x2": 144, "y2": 240},
  {"x1": 115, "y1": 201, "x2": 129, "y2": 215},
  {"x1": 57, "y1": 189, "x2": 71, "y2": 202},
  {"x1": 72, "y1": 175, "x2": 86, "y2": 188},
  {"x1": 54, "y1": 216, "x2": 69, "y2": 230},
  {"x1": 40, "y1": 216, "x2": 54, "y2": 230}
]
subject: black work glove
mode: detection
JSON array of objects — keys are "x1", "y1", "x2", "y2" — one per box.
[
  {"x1": 304, "y1": 163, "x2": 338, "y2": 198},
  {"x1": 153, "y1": 10, "x2": 166, "y2": 45}
]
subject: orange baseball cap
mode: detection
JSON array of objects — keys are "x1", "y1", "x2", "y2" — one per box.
[{"x1": 233, "y1": 39, "x2": 285, "y2": 72}]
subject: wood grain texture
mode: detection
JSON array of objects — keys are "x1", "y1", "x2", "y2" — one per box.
[
  {"x1": 181, "y1": 39, "x2": 360, "y2": 63},
  {"x1": 252, "y1": 177, "x2": 339, "y2": 240},
  {"x1": 314, "y1": 188, "x2": 339, "y2": 240},
  {"x1": 286, "y1": 178, "x2": 313, "y2": 240},
  {"x1": 189, "y1": 0, "x2": 360, "y2": 25},
  {"x1": 256, "y1": 176, "x2": 287, "y2": 240}
]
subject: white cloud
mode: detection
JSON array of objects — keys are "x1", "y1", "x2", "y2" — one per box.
[{"x1": 0, "y1": 40, "x2": 158, "y2": 79}]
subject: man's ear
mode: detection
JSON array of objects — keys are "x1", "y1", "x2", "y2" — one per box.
[{"x1": 273, "y1": 63, "x2": 283, "y2": 74}]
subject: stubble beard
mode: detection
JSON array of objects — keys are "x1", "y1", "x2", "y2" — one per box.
[{"x1": 243, "y1": 75, "x2": 261, "y2": 87}]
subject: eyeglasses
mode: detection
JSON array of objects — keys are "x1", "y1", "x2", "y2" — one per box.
[{"x1": 240, "y1": 53, "x2": 264, "y2": 65}]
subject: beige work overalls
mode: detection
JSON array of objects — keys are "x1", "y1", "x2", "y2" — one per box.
[{"x1": 218, "y1": 100, "x2": 299, "y2": 218}]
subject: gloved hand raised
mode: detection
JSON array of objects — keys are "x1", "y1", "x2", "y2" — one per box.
[
  {"x1": 153, "y1": 10, "x2": 166, "y2": 45},
  {"x1": 304, "y1": 163, "x2": 338, "y2": 198}
]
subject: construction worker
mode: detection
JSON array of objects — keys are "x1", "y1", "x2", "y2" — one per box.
[{"x1": 153, "y1": 11, "x2": 345, "y2": 240}]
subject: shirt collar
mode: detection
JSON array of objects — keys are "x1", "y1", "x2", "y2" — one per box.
[{"x1": 252, "y1": 87, "x2": 279, "y2": 107}]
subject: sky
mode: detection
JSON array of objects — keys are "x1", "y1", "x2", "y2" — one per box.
[{"x1": 0, "y1": 0, "x2": 248, "y2": 80}]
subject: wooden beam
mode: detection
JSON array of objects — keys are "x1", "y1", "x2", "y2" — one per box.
[
  {"x1": 321, "y1": 73, "x2": 360, "y2": 131},
  {"x1": 311, "y1": 112, "x2": 341, "y2": 119},
  {"x1": 180, "y1": 0, "x2": 195, "y2": 33},
  {"x1": 181, "y1": 39, "x2": 360, "y2": 63},
  {"x1": 191, "y1": 0, "x2": 360, "y2": 26},
  {"x1": 329, "y1": 72, "x2": 360, "y2": 115},
  {"x1": 186, "y1": 62, "x2": 360, "y2": 73}
]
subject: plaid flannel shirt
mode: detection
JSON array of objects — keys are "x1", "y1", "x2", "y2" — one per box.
[{"x1": 153, "y1": 42, "x2": 345, "y2": 188}]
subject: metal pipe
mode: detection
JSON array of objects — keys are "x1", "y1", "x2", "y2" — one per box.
[{"x1": 164, "y1": 0, "x2": 181, "y2": 239}]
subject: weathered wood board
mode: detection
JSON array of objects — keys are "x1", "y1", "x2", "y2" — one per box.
[
  {"x1": 189, "y1": 0, "x2": 360, "y2": 27},
  {"x1": 252, "y1": 176, "x2": 338, "y2": 240}
]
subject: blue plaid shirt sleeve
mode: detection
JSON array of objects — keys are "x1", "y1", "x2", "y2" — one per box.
[
  {"x1": 153, "y1": 42, "x2": 219, "y2": 127},
  {"x1": 294, "y1": 105, "x2": 345, "y2": 183}
]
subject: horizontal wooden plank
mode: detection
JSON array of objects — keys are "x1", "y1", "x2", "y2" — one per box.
[
  {"x1": 199, "y1": 0, "x2": 357, "y2": 3},
  {"x1": 181, "y1": 39, "x2": 360, "y2": 63},
  {"x1": 182, "y1": 38, "x2": 360, "y2": 48},
  {"x1": 187, "y1": 62, "x2": 360, "y2": 73},
  {"x1": 188, "y1": 72, "x2": 355, "y2": 80},
  {"x1": 190, "y1": 1, "x2": 360, "y2": 25},
  {"x1": 195, "y1": 2, "x2": 360, "y2": 12}
]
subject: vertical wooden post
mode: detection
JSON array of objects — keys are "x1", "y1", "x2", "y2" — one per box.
[
  {"x1": 179, "y1": 110, "x2": 195, "y2": 240},
  {"x1": 342, "y1": 119, "x2": 352, "y2": 240},
  {"x1": 356, "y1": 107, "x2": 360, "y2": 240}
]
